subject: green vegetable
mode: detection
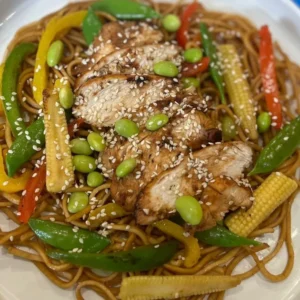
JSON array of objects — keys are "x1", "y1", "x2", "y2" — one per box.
[
  {"x1": 195, "y1": 225, "x2": 261, "y2": 247},
  {"x1": 70, "y1": 138, "x2": 93, "y2": 155},
  {"x1": 47, "y1": 241, "x2": 179, "y2": 272},
  {"x1": 87, "y1": 132, "x2": 106, "y2": 152},
  {"x1": 182, "y1": 77, "x2": 200, "y2": 89},
  {"x1": 6, "y1": 118, "x2": 45, "y2": 177},
  {"x1": 250, "y1": 116, "x2": 300, "y2": 175},
  {"x1": 59, "y1": 85, "x2": 74, "y2": 109},
  {"x1": 2, "y1": 43, "x2": 37, "y2": 136},
  {"x1": 73, "y1": 155, "x2": 97, "y2": 173},
  {"x1": 83, "y1": 8, "x2": 102, "y2": 45},
  {"x1": 146, "y1": 114, "x2": 169, "y2": 131},
  {"x1": 116, "y1": 158, "x2": 137, "y2": 178},
  {"x1": 200, "y1": 23, "x2": 226, "y2": 104},
  {"x1": 115, "y1": 119, "x2": 139, "y2": 138},
  {"x1": 184, "y1": 48, "x2": 203, "y2": 63},
  {"x1": 47, "y1": 40, "x2": 64, "y2": 67},
  {"x1": 28, "y1": 218, "x2": 110, "y2": 253},
  {"x1": 87, "y1": 171, "x2": 104, "y2": 187},
  {"x1": 221, "y1": 116, "x2": 236, "y2": 141},
  {"x1": 153, "y1": 61, "x2": 179, "y2": 77},
  {"x1": 257, "y1": 112, "x2": 271, "y2": 133},
  {"x1": 68, "y1": 192, "x2": 89, "y2": 214},
  {"x1": 162, "y1": 14, "x2": 181, "y2": 32},
  {"x1": 175, "y1": 196, "x2": 203, "y2": 226}
]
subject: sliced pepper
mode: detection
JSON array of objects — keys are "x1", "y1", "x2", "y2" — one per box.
[
  {"x1": 195, "y1": 225, "x2": 261, "y2": 247},
  {"x1": 2, "y1": 43, "x2": 37, "y2": 136},
  {"x1": 181, "y1": 57, "x2": 210, "y2": 77},
  {"x1": 28, "y1": 218, "x2": 110, "y2": 253},
  {"x1": 154, "y1": 219, "x2": 200, "y2": 268},
  {"x1": 83, "y1": 8, "x2": 103, "y2": 45},
  {"x1": 68, "y1": 117, "x2": 85, "y2": 138},
  {"x1": 0, "y1": 63, "x2": 5, "y2": 115},
  {"x1": 47, "y1": 241, "x2": 179, "y2": 272}
]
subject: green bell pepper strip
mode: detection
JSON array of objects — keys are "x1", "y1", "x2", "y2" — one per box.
[
  {"x1": 249, "y1": 116, "x2": 300, "y2": 175},
  {"x1": 29, "y1": 218, "x2": 110, "y2": 253},
  {"x1": 195, "y1": 225, "x2": 261, "y2": 247},
  {"x1": 200, "y1": 23, "x2": 226, "y2": 104},
  {"x1": 6, "y1": 118, "x2": 45, "y2": 177},
  {"x1": 48, "y1": 241, "x2": 179, "y2": 272},
  {"x1": 2, "y1": 43, "x2": 37, "y2": 136},
  {"x1": 83, "y1": 8, "x2": 103, "y2": 45}
]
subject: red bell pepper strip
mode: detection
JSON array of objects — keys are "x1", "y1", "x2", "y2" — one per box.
[
  {"x1": 181, "y1": 57, "x2": 210, "y2": 77},
  {"x1": 176, "y1": 2, "x2": 201, "y2": 48},
  {"x1": 19, "y1": 162, "x2": 46, "y2": 223},
  {"x1": 68, "y1": 118, "x2": 85, "y2": 138},
  {"x1": 259, "y1": 25, "x2": 282, "y2": 129}
]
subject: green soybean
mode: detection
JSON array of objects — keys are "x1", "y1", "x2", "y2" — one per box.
[
  {"x1": 115, "y1": 119, "x2": 139, "y2": 138},
  {"x1": 182, "y1": 77, "x2": 200, "y2": 89},
  {"x1": 70, "y1": 138, "x2": 93, "y2": 155},
  {"x1": 175, "y1": 196, "x2": 203, "y2": 225},
  {"x1": 68, "y1": 192, "x2": 89, "y2": 213},
  {"x1": 146, "y1": 114, "x2": 169, "y2": 131},
  {"x1": 222, "y1": 116, "x2": 236, "y2": 141},
  {"x1": 257, "y1": 112, "x2": 271, "y2": 133},
  {"x1": 162, "y1": 14, "x2": 181, "y2": 32},
  {"x1": 59, "y1": 85, "x2": 74, "y2": 109},
  {"x1": 183, "y1": 48, "x2": 203, "y2": 63},
  {"x1": 87, "y1": 132, "x2": 106, "y2": 152},
  {"x1": 153, "y1": 61, "x2": 179, "y2": 77},
  {"x1": 87, "y1": 172, "x2": 104, "y2": 187},
  {"x1": 47, "y1": 40, "x2": 64, "y2": 67},
  {"x1": 116, "y1": 158, "x2": 137, "y2": 178},
  {"x1": 73, "y1": 155, "x2": 97, "y2": 173}
]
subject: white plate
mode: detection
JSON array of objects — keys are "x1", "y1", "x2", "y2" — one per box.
[{"x1": 0, "y1": 0, "x2": 300, "y2": 299}]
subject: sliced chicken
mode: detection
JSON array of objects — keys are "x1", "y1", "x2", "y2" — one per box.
[
  {"x1": 76, "y1": 44, "x2": 183, "y2": 89},
  {"x1": 136, "y1": 141, "x2": 253, "y2": 227}
]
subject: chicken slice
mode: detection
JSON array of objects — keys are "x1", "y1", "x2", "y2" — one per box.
[
  {"x1": 76, "y1": 44, "x2": 183, "y2": 89},
  {"x1": 136, "y1": 141, "x2": 253, "y2": 226}
]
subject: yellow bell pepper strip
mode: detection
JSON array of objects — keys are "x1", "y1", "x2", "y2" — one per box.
[
  {"x1": 153, "y1": 219, "x2": 200, "y2": 268},
  {"x1": 32, "y1": 10, "x2": 87, "y2": 104},
  {"x1": 0, "y1": 64, "x2": 5, "y2": 115},
  {"x1": 0, "y1": 145, "x2": 32, "y2": 193}
]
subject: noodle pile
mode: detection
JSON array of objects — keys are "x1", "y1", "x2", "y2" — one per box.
[{"x1": 0, "y1": 1, "x2": 300, "y2": 300}]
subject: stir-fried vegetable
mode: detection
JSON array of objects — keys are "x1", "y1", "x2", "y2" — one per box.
[
  {"x1": 70, "y1": 138, "x2": 93, "y2": 156},
  {"x1": 58, "y1": 85, "x2": 74, "y2": 109},
  {"x1": 257, "y1": 112, "x2": 271, "y2": 133},
  {"x1": 259, "y1": 25, "x2": 282, "y2": 129},
  {"x1": 87, "y1": 171, "x2": 104, "y2": 187},
  {"x1": 195, "y1": 225, "x2": 261, "y2": 247},
  {"x1": 0, "y1": 64, "x2": 5, "y2": 115},
  {"x1": 226, "y1": 172, "x2": 297, "y2": 237},
  {"x1": 28, "y1": 218, "x2": 110, "y2": 253},
  {"x1": 182, "y1": 77, "x2": 200, "y2": 89},
  {"x1": 44, "y1": 91, "x2": 74, "y2": 192},
  {"x1": 5, "y1": 117, "x2": 45, "y2": 177},
  {"x1": 250, "y1": 116, "x2": 300, "y2": 175},
  {"x1": 184, "y1": 48, "x2": 203, "y2": 63},
  {"x1": 46, "y1": 40, "x2": 64, "y2": 67},
  {"x1": 162, "y1": 14, "x2": 181, "y2": 32},
  {"x1": 219, "y1": 44, "x2": 258, "y2": 140},
  {"x1": 153, "y1": 61, "x2": 179, "y2": 77},
  {"x1": 116, "y1": 158, "x2": 137, "y2": 178},
  {"x1": 115, "y1": 119, "x2": 140, "y2": 138},
  {"x1": 18, "y1": 163, "x2": 46, "y2": 223},
  {"x1": 83, "y1": 8, "x2": 103, "y2": 45},
  {"x1": 200, "y1": 23, "x2": 226, "y2": 104},
  {"x1": 175, "y1": 196, "x2": 203, "y2": 225},
  {"x1": 146, "y1": 114, "x2": 169, "y2": 131},
  {"x1": 2, "y1": 43, "x2": 37, "y2": 136},
  {"x1": 221, "y1": 115, "x2": 237, "y2": 141},
  {"x1": 48, "y1": 241, "x2": 179, "y2": 272},
  {"x1": 119, "y1": 275, "x2": 241, "y2": 300},
  {"x1": 154, "y1": 219, "x2": 200, "y2": 268},
  {"x1": 181, "y1": 57, "x2": 210, "y2": 77},
  {"x1": 73, "y1": 155, "x2": 97, "y2": 173},
  {"x1": 68, "y1": 117, "x2": 85, "y2": 138},
  {"x1": 87, "y1": 132, "x2": 106, "y2": 152},
  {"x1": 68, "y1": 192, "x2": 89, "y2": 214}
]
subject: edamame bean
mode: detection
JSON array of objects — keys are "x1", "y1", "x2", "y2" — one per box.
[
  {"x1": 59, "y1": 85, "x2": 74, "y2": 109},
  {"x1": 257, "y1": 112, "x2": 271, "y2": 133},
  {"x1": 153, "y1": 61, "x2": 179, "y2": 77},
  {"x1": 146, "y1": 114, "x2": 169, "y2": 131},
  {"x1": 115, "y1": 119, "x2": 139, "y2": 138},
  {"x1": 162, "y1": 14, "x2": 181, "y2": 32},
  {"x1": 87, "y1": 172, "x2": 104, "y2": 187},
  {"x1": 175, "y1": 195, "x2": 203, "y2": 225},
  {"x1": 87, "y1": 132, "x2": 106, "y2": 152},
  {"x1": 47, "y1": 40, "x2": 64, "y2": 67},
  {"x1": 73, "y1": 155, "x2": 97, "y2": 173},
  {"x1": 221, "y1": 116, "x2": 236, "y2": 141},
  {"x1": 182, "y1": 77, "x2": 200, "y2": 89},
  {"x1": 68, "y1": 192, "x2": 89, "y2": 213},
  {"x1": 116, "y1": 158, "x2": 137, "y2": 178},
  {"x1": 70, "y1": 138, "x2": 92, "y2": 155},
  {"x1": 183, "y1": 48, "x2": 203, "y2": 63}
]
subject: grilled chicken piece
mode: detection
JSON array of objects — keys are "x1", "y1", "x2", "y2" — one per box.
[
  {"x1": 100, "y1": 111, "x2": 222, "y2": 211},
  {"x1": 74, "y1": 74, "x2": 199, "y2": 128},
  {"x1": 76, "y1": 44, "x2": 183, "y2": 89},
  {"x1": 76, "y1": 21, "x2": 164, "y2": 78},
  {"x1": 136, "y1": 141, "x2": 253, "y2": 227}
]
